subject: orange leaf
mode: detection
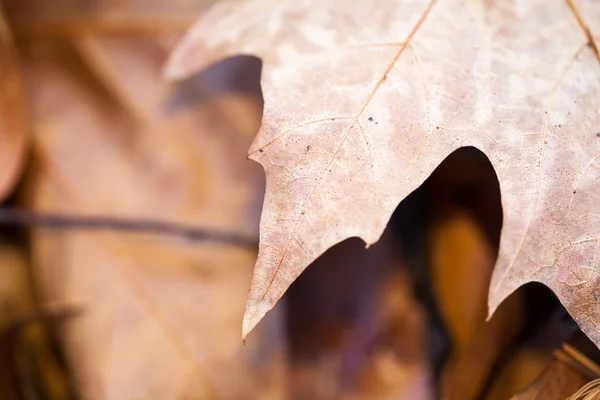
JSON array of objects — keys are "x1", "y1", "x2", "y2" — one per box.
[{"x1": 0, "y1": 11, "x2": 28, "y2": 201}]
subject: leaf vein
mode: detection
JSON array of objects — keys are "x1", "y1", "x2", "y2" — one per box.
[{"x1": 246, "y1": 0, "x2": 439, "y2": 326}]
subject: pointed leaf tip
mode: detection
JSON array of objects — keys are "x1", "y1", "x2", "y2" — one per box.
[
  {"x1": 162, "y1": 19, "x2": 207, "y2": 81},
  {"x1": 241, "y1": 299, "x2": 269, "y2": 341},
  {"x1": 162, "y1": 48, "x2": 189, "y2": 81}
]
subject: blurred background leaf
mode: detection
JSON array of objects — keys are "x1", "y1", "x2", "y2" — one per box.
[{"x1": 0, "y1": 9, "x2": 28, "y2": 201}]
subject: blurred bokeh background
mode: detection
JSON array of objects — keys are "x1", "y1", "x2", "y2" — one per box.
[{"x1": 0, "y1": 1, "x2": 597, "y2": 399}]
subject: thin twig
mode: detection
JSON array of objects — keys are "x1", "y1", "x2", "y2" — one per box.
[
  {"x1": 0, "y1": 208, "x2": 259, "y2": 248},
  {"x1": 0, "y1": 303, "x2": 82, "y2": 338}
]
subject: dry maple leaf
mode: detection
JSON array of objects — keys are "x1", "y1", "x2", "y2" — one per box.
[
  {"x1": 166, "y1": 0, "x2": 600, "y2": 343},
  {"x1": 0, "y1": 10, "x2": 28, "y2": 201}
]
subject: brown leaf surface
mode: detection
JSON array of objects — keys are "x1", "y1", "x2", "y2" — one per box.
[
  {"x1": 430, "y1": 213, "x2": 496, "y2": 357},
  {"x1": 286, "y1": 234, "x2": 431, "y2": 400},
  {"x1": 166, "y1": 0, "x2": 600, "y2": 343},
  {"x1": 430, "y1": 213, "x2": 526, "y2": 399},
  {"x1": 0, "y1": 241, "x2": 31, "y2": 400},
  {"x1": 4, "y1": 0, "x2": 216, "y2": 35},
  {"x1": 0, "y1": 11, "x2": 28, "y2": 201},
  {"x1": 512, "y1": 360, "x2": 589, "y2": 400},
  {"x1": 21, "y1": 36, "x2": 286, "y2": 399},
  {"x1": 0, "y1": 242, "x2": 32, "y2": 327}
]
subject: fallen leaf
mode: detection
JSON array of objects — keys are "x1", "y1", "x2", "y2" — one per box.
[
  {"x1": 512, "y1": 360, "x2": 589, "y2": 400},
  {"x1": 0, "y1": 11, "x2": 28, "y2": 201},
  {"x1": 286, "y1": 233, "x2": 431, "y2": 399},
  {"x1": 510, "y1": 329, "x2": 600, "y2": 400},
  {"x1": 20, "y1": 36, "x2": 286, "y2": 399},
  {"x1": 166, "y1": 0, "x2": 600, "y2": 344},
  {"x1": 486, "y1": 308, "x2": 575, "y2": 400},
  {"x1": 430, "y1": 204, "x2": 496, "y2": 354},
  {"x1": 430, "y1": 213, "x2": 526, "y2": 399},
  {"x1": 0, "y1": 241, "x2": 32, "y2": 399},
  {"x1": 4, "y1": 0, "x2": 217, "y2": 36},
  {"x1": 0, "y1": 242, "x2": 32, "y2": 327},
  {"x1": 346, "y1": 257, "x2": 432, "y2": 400}
]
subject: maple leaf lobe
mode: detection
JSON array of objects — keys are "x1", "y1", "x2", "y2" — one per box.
[{"x1": 167, "y1": 0, "x2": 600, "y2": 344}]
